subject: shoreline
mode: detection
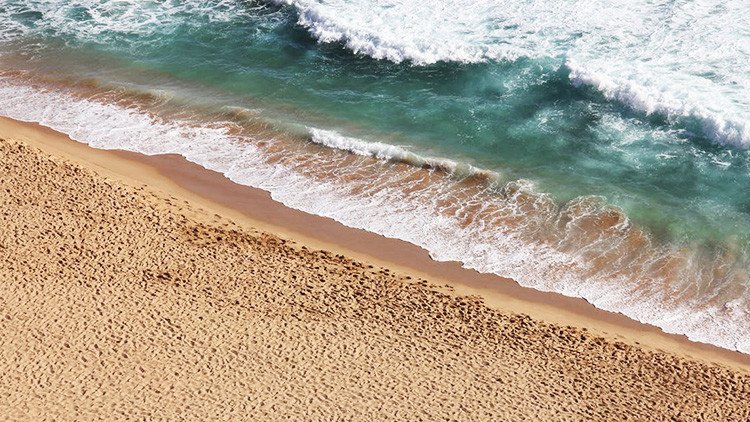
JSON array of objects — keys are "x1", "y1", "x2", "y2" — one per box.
[{"x1": 2, "y1": 115, "x2": 748, "y2": 371}]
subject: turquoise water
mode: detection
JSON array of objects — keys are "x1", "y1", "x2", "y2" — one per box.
[{"x1": 1, "y1": 0, "x2": 749, "y2": 351}]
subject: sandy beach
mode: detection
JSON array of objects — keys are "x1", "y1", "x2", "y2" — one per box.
[{"x1": 0, "y1": 116, "x2": 749, "y2": 420}]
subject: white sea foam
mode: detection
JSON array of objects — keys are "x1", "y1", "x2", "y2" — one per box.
[
  {"x1": 0, "y1": 76, "x2": 747, "y2": 354},
  {"x1": 270, "y1": 0, "x2": 567, "y2": 65},
  {"x1": 0, "y1": 0, "x2": 262, "y2": 45},
  {"x1": 272, "y1": 0, "x2": 750, "y2": 147},
  {"x1": 566, "y1": 60, "x2": 750, "y2": 148},
  {"x1": 308, "y1": 128, "x2": 497, "y2": 179},
  {"x1": 2, "y1": 0, "x2": 748, "y2": 146}
]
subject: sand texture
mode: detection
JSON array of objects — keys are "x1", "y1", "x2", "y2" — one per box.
[{"x1": 1, "y1": 136, "x2": 749, "y2": 420}]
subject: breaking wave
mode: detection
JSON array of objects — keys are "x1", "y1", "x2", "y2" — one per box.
[
  {"x1": 274, "y1": 0, "x2": 750, "y2": 147},
  {"x1": 308, "y1": 128, "x2": 498, "y2": 180}
]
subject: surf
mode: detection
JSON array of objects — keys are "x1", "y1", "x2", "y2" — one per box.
[{"x1": 275, "y1": 0, "x2": 750, "y2": 147}]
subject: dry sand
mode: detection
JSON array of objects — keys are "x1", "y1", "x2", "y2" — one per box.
[{"x1": 0, "y1": 118, "x2": 749, "y2": 420}]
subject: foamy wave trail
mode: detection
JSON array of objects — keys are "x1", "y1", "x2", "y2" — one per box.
[
  {"x1": 0, "y1": 0, "x2": 254, "y2": 42},
  {"x1": 274, "y1": 0, "x2": 750, "y2": 147},
  {"x1": 1, "y1": 76, "x2": 748, "y2": 354},
  {"x1": 567, "y1": 60, "x2": 750, "y2": 148},
  {"x1": 269, "y1": 0, "x2": 554, "y2": 64},
  {"x1": 309, "y1": 128, "x2": 498, "y2": 179}
]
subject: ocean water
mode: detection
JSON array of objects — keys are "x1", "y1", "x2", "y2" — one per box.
[{"x1": 0, "y1": 0, "x2": 749, "y2": 352}]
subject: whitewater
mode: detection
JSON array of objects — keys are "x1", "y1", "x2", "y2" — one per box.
[{"x1": 276, "y1": 0, "x2": 750, "y2": 147}]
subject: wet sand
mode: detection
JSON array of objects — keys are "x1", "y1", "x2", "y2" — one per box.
[{"x1": 0, "y1": 116, "x2": 749, "y2": 419}]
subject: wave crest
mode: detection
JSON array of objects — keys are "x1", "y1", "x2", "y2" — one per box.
[
  {"x1": 273, "y1": 0, "x2": 750, "y2": 148},
  {"x1": 566, "y1": 59, "x2": 750, "y2": 148},
  {"x1": 308, "y1": 128, "x2": 499, "y2": 181}
]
